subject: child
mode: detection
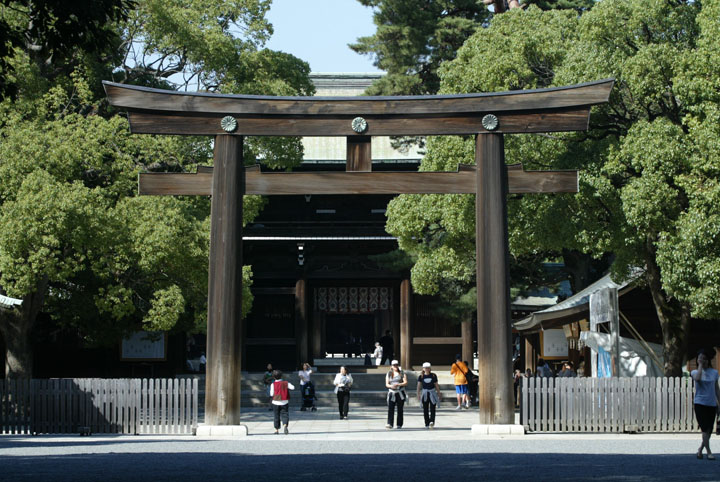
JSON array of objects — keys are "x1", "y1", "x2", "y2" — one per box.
[{"x1": 269, "y1": 370, "x2": 295, "y2": 434}]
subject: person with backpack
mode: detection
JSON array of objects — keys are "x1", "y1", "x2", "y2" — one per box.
[
  {"x1": 269, "y1": 370, "x2": 295, "y2": 435},
  {"x1": 451, "y1": 354, "x2": 471, "y2": 409},
  {"x1": 417, "y1": 362, "x2": 442, "y2": 428}
]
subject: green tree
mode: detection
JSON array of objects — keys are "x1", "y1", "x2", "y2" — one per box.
[
  {"x1": 351, "y1": 0, "x2": 595, "y2": 97},
  {"x1": 350, "y1": 0, "x2": 489, "y2": 97},
  {"x1": 0, "y1": 0, "x2": 134, "y2": 97},
  {"x1": 355, "y1": 0, "x2": 602, "y2": 286},
  {"x1": 0, "y1": 0, "x2": 313, "y2": 377},
  {"x1": 387, "y1": 1, "x2": 718, "y2": 375}
]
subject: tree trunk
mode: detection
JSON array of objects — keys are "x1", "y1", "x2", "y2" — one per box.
[
  {"x1": 562, "y1": 249, "x2": 593, "y2": 293},
  {"x1": 645, "y1": 239, "x2": 690, "y2": 376},
  {"x1": 0, "y1": 310, "x2": 34, "y2": 378},
  {"x1": 0, "y1": 278, "x2": 48, "y2": 379}
]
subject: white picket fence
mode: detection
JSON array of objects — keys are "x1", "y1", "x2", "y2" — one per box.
[
  {"x1": 521, "y1": 376, "x2": 699, "y2": 433},
  {"x1": 0, "y1": 378, "x2": 199, "y2": 435}
]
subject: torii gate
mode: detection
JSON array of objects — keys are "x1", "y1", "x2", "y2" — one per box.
[{"x1": 104, "y1": 78, "x2": 613, "y2": 434}]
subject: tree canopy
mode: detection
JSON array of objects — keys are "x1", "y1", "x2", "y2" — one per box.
[
  {"x1": 0, "y1": 0, "x2": 313, "y2": 377},
  {"x1": 385, "y1": 0, "x2": 719, "y2": 374}
]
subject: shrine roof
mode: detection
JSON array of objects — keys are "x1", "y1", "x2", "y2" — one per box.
[{"x1": 513, "y1": 269, "x2": 644, "y2": 334}]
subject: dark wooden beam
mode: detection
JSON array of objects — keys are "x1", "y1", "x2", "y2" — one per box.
[
  {"x1": 205, "y1": 135, "x2": 244, "y2": 426},
  {"x1": 475, "y1": 133, "x2": 514, "y2": 425},
  {"x1": 312, "y1": 312, "x2": 322, "y2": 361},
  {"x1": 104, "y1": 79, "x2": 614, "y2": 116},
  {"x1": 412, "y1": 337, "x2": 463, "y2": 344},
  {"x1": 138, "y1": 164, "x2": 578, "y2": 196},
  {"x1": 400, "y1": 279, "x2": 412, "y2": 370},
  {"x1": 347, "y1": 136, "x2": 372, "y2": 172},
  {"x1": 125, "y1": 108, "x2": 591, "y2": 136},
  {"x1": 295, "y1": 279, "x2": 308, "y2": 366}
]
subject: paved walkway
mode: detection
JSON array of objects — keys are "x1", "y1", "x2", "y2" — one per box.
[
  {"x1": 240, "y1": 405, "x2": 485, "y2": 439},
  {"x1": 2, "y1": 407, "x2": 719, "y2": 481}
]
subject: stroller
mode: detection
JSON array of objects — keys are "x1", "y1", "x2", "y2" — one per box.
[{"x1": 300, "y1": 381, "x2": 317, "y2": 411}]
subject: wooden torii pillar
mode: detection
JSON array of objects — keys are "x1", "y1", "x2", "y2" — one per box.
[{"x1": 105, "y1": 78, "x2": 613, "y2": 433}]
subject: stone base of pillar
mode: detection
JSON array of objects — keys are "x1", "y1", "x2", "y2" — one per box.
[
  {"x1": 471, "y1": 424, "x2": 525, "y2": 436},
  {"x1": 195, "y1": 424, "x2": 248, "y2": 437}
]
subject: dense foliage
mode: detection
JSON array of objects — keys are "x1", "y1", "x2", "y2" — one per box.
[
  {"x1": 385, "y1": 0, "x2": 720, "y2": 374},
  {"x1": 0, "y1": 0, "x2": 312, "y2": 377}
]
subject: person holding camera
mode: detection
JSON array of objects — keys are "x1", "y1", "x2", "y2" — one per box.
[
  {"x1": 691, "y1": 349, "x2": 720, "y2": 460},
  {"x1": 333, "y1": 365, "x2": 353, "y2": 420}
]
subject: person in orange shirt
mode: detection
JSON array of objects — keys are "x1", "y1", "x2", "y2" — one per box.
[{"x1": 451, "y1": 354, "x2": 471, "y2": 410}]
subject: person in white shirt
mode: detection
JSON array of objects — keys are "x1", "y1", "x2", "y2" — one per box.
[
  {"x1": 333, "y1": 365, "x2": 354, "y2": 420},
  {"x1": 372, "y1": 342, "x2": 383, "y2": 366},
  {"x1": 298, "y1": 362, "x2": 316, "y2": 411},
  {"x1": 269, "y1": 370, "x2": 295, "y2": 434},
  {"x1": 385, "y1": 360, "x2": 408, "y2": 429}
]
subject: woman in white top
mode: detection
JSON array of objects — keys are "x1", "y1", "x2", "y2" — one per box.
[
  {"x1": 298, "y1": 362, "x2": 316, "y2": 411},
  {"x1": 691, "y1": 349, "x2": 720, "y2": 459},
  {"x1": 333, "y1": 365, "x2": 354, "y2": 420},
  {"x1": 385, "y1": 360, "x2": 408, "y2": 429}
]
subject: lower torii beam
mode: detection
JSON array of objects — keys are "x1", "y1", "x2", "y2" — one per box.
[{"x1": 138, "y1": 164, "x2": 578, "y2": 196}]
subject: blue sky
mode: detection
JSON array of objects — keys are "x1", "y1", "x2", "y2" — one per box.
[{"x1": 265, "y1": 0, "x2": 382, "y2": 73}]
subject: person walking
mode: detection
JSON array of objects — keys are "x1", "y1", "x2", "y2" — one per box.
[
  {"x1": 269, "y1": 370, "x2": 295, "y2": 434},
  {"x1": 451, "y1": 355, "x2": 470, "y2": 409},
  {"x1": 691, "y1": 349, "x2": 720, "y2": 460},
  {"x1": 385, "y1": 360, "x2": 408, "y2": 429},
  {"x1": 333, "y1": 365, "x2": 353, "y2": 420},
  {"x1": 298, "y1": 362, "x2": 317, "y2": 411},
  {"x1": 417, "y1": 362, "x2": 442, "y2": 429}
]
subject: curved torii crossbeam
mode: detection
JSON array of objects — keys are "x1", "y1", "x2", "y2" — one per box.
[{"x1": 104, "y1": 79, "x2": 613, "y2": 431}]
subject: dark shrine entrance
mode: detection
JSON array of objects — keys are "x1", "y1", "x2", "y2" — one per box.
[
  {"x1": 104, "y1": 78, "x2": 613, "y2": 429},
  {"x1": 316, "y1": 285, "x2": 395, "y2": 358},
  {"x1": 324, "y1": 314, "x2": 375, "y2": 357}
]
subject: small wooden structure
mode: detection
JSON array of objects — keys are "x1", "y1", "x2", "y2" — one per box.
[{"x1": 105, "y1": 78, "x2": 613, "y2": 426}]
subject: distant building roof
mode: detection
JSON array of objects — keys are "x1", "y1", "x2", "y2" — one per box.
[
  {"x1": 0, "y1": 294, "x2": 22, "y2": 309},
  {"x1": 513, "y1": 270, "x2": 644, "y2": 333},
  {"x1": 303, "y1": 72, "x2": 423, "y2": 163},
  {"x1": 310, "y1": 72, "x2": 384, "y2": 92}
]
